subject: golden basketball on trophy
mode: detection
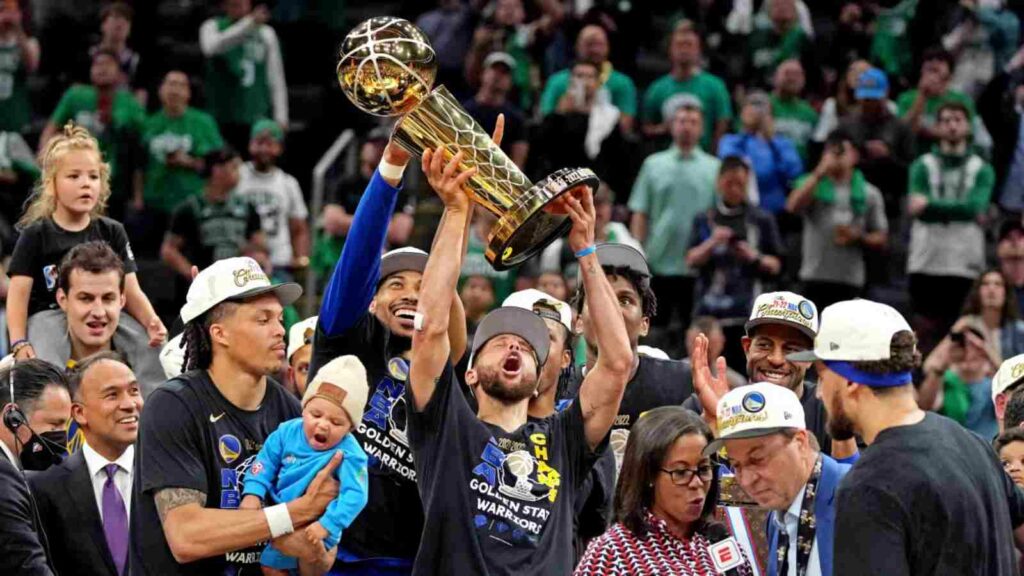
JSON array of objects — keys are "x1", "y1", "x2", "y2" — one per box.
[{"x1": 337, "y1": 16, "x2": 599, "y2": 271}]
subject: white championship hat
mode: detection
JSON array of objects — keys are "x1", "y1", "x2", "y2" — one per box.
[
  {"x1": 180, "y1": 257, "x2": 302, "y2": 325},
  {"x1": 287, "y1": 316, "x2": 318, "y2": 361},
  {"x1": 993, "y1": 353, "x2": 1024, "y2": 403},
  {"x1": 502, "y1": 288, "x2": 572, "y2": 332},
  {"x1": 704, "y1": 382, "x2": 806, "y2": 455},
  {"x1": 159, "y1": 334, "x2": 185, "y2": 378},
  {"x1": 745, "y1": 291, "x2": 818, "y2": 340}
]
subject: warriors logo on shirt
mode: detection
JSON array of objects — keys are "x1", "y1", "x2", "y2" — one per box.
[
  {"x1": 42, "y1": 264, "x2": 58, "y2": 291},
  {"x1": 357, "y1": 357, "x2": 417, "y2": 482},
  {"x1": 469, "y1": 434, "x2": 562, "y2": 546}
]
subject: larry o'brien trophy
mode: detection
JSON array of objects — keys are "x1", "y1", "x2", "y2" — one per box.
[{"x1": 337, "y1": 17, "x2": 599, "y2": 270}]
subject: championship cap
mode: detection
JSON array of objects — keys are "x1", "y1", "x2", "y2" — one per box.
[
  {"x1": 595, "y1": 243, "x2": 650, "y2": 278},
  {"x1": 180, "y1": 257, "x2": 302, "y2": 325},
  {"x1": 302, "y1": 355, "x2": 369, "y2": 424},
  {"x1": 160, "y1": 334, "x2": 185, "y2": 378},
  {"x1": 469, "y1": 307, "x2": 551, "y2": 369},
  {"x1": 745, "y1": 291, "x2": 818, "y2": 340},
  {"x1": 854, "y1": 68, "x2": 889, "y2": 100},
  {"x1": 503, "y1": 288, "x2": 572, "y2": 332},
  {"x1": 288, "y1": 316, "x2": 318, "y2": 361},
  {"x1": 379, "y1": 247, "x2": 428, "y2": 284},
  {"x1": 993, "y1": 353, "x2": 1024, "y2": 402},
  {"x1": 704, "y1": 382, "x2": 806, "y2": 455},
  {"x1": 787, "y1": 299, "x2": 914, "y2": 387}
]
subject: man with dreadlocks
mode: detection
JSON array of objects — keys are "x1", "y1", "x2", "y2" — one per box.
[
  {"x1": 130, "y1": 256, "x2": 342, "y2": 575},
  {"x1": 570, "y1": 244, "x2": 696, "y2": 480}
]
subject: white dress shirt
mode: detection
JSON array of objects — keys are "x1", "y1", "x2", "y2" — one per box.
[
  {"x1": 778, "y1": 484, "x2": 821, "y2": 576},
  {"x1": 0, "y1": 438, "x2": 20, "y2": 469},
  {"x1": 81, "y1": 442, "x2": 133, "y2": 521}
]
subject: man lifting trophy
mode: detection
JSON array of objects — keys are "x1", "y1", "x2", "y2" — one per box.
[{"x1": 337, "y1": 16, "x2": 598, "y2": 270}]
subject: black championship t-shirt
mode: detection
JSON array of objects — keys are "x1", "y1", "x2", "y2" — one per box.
[
  {"x1": 8, "y1": 216, "x2": 138, "y2": 315},
  {"x1": 407, "y1": 362, "x2": 600, "y2": 576},
  {"x1": 607, "y1": 355, "x2": 694, "y2": 477},
  {"x1": 799, "y1": 381, "x2": 833, "y2": 455},
  {"x1": 834, "y1": 412, "x2": 1024, "y2": 576},
  {"x1": 168, "y1": 194, "x2": 261, "y2": 271},
  {"x1": 307, "y1": 313, "x2": 423, "y2": 559},
  {"x1": 129, "y1": 370, "x2": 300, "y2": 575}
]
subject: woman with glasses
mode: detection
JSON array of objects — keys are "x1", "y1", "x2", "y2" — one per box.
[{"x1": 575, "y1": 406, "x2": 752, "y2": 575}]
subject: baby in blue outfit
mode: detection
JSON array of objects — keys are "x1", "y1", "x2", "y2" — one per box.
[{"x1": 241, "y1": 355, "x2": 370, "y2": 575}]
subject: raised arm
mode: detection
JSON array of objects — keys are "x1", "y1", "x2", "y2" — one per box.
[
  {"x1": 319, "y1": 144, "x2": 409, "y2": 336},
  {"x1": 408, "y1": 148, "x2": 476, "y2": 410},
  {"x1": 573, "y1": 189, "x2": 634, "y2": 450}
]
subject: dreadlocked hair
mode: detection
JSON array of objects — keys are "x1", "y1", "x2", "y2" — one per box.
[
  {"x1": 181, "y1": 302, "x2": 239, "y2": 370},
  {"x1": 19, "y1": 122, "x2": 111, "y2": 229},
  {"x1": 571, "y1": 265, "x2": 657, "y2": 320}
]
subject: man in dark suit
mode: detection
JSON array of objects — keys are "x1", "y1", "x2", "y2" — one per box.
[
  {"x1": 31, "y1": 352, "x2": 143, "y2": 576},
  {"x1": 0, "y1": 358, "x2": 73, "y2": 576},
  {"x1": 706, "y1": 382, "x2": 851, "y2": 576}
]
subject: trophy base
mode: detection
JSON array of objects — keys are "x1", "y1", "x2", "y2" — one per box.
[{"x1": 485, "y1": 167, "x2": 599, "y2": 270}]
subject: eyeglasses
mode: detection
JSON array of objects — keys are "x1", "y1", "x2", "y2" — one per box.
[{"x1": 660, "y1": 464, "x2": 715, "y2": 486}]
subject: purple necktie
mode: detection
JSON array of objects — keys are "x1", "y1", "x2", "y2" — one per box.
[{"x1": 102, "y1": 463, "x2": 128, "y2": 575}]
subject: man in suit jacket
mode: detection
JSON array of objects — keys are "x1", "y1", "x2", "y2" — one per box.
[
  {"x1": 0, "y1": 359, "x2": 73, "y2": 576},
  {"x1": 30, "y1": 352, "x2": 143, "y2": 576},
  {"x1": 706, "y1": 381, "x2": 852, "y2": 576}
]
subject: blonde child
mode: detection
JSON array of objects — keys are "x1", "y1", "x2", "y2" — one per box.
[{"x1": 7, "y1": 123, "x2": 166, "y2": 359}]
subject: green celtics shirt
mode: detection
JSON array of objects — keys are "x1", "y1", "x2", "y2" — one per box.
[
  {"x1": 748, "y1": 24, "x2": 810, "y2": 87},
  {"x1": 168, "y1": 193, "x2": 261, "y2": 270},
  {"x1": 871, "y1": 0, "x2": 918, "y2": 80},
  {"x1": 460, "y1": 228, "x2": 517, "y2": 303},
  {"x1": 50, "y1": 85, "x2": 145, "y2": 186},
  {"x1": 896, "y1": 88, "x2": 977, "y2": 126},
  {"x1": 142, "y1": 107, "x2": 224, "y2": 214},
  {"x1": 641, "y1": 70, "x2": 733, "y2": 150},
  {"x1": 0, "y1": 38, "x2": 31, "y2": 132},
  {"x1": 204, "y1": 17, "x2": 272, "y2": 125},
  {"x1": 771, "y1": 95, "x2": 818, "y2": 162}
]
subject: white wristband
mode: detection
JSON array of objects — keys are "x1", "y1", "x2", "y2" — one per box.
[
  {"x1": 264, "y1": 503, "x2": 294, "y2": 538},
  {"x1": 378, "y1": 159, "x2": 407, "y2": 181}
]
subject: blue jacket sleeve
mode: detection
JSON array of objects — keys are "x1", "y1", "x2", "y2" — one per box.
[
  {"x1": 317, "y1": 436, "x2": 370, "y2": 537},
  {"x1": 320, "y1": 169, "x2": 403, "y2": 336},
  {"x1": 240, "y1": 425, "x2": 286, "y2": 501}
]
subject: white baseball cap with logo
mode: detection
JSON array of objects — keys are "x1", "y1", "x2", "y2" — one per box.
[
  {"x1": 993, "y1": 353, "x2": 1024, "y2": 403},
  {"x1": 704, "y1": 382, "x2": 806, "y2": 455},
  {"x1": 180, "y1": 257, "x2": 303, "y2": 325},
  {"x1": 787, "y1": 299, "x2": 915, "y2": 388},
  {"x1": 287, "y1": 316, "x2": 318, "y2": 361},
  {"x1": 745, "y1": 291, "x2": 818, "y2": 340},
  {"x1": 502, "y1": 288, "x2": 572, "y2": 332}
]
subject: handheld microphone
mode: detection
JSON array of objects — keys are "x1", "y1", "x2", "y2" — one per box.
[{"x1": 704, "y1": 522, "x2": 748, "y2": 576}]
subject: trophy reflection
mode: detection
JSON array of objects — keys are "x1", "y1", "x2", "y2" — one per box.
[{"x1": 337, "y1": 16, "x2": 598, "y2": 270}]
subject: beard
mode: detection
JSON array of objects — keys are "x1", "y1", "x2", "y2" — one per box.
[
  {"x1": 826, "y1": 395, "x2": 857, "y2": 441},
  {"x1": 476, "y1": 364, "x2": 539, "y2": 404}
]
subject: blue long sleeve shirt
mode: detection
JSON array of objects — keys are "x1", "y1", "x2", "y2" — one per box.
[
  {"x1": 242, "y1": 418, "x2": 370, "y2": 539},
  {"x1": 320, "y1": 169, "x2": 402, "y2": 336},
  {"x1": 717, "y1": 133, "x2": 804, "y2": 214}
]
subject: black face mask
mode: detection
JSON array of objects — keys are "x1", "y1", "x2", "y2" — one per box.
[{"x1": 18, "y1": 429, "x2": 67, "y2": 471}]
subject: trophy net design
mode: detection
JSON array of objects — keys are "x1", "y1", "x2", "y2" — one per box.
[{"x1": 337, "y1": 16, "x2": 598, "y2": 270}]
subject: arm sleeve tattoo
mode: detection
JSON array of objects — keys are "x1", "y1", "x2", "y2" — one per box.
[{"x1": 154, "y1": 487, "x2": 207, "y2": 524}]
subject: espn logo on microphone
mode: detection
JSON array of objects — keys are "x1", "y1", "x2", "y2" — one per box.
[{"x1": 709, "y1": 536, "x2": 744, "y2": 573}]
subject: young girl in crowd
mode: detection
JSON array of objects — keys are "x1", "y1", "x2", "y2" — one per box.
[{"x1": 6, "y1": 123, "x2": 166, "y2": 359}]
